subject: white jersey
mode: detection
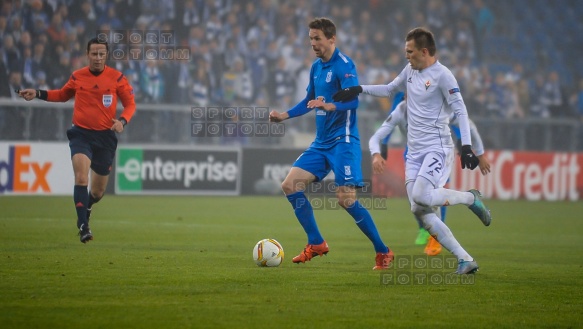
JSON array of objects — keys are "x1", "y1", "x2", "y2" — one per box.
[
  {"x1": 369, "y1": 101, "x2": 407, "y2": 155},
  {"x1": 362, "y1": 61, "x2": 472, "y2": 157},
  {"x1": 449, "y1": 113, "x2": 485, "y2": 156},
  {"x1": 369, "y1": 100, "x2": 485, "y2": 156}
]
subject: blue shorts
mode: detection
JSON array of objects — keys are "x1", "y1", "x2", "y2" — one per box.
[
  {"x1": 293, "y1": 142, "x2": 363, "y2": 187},
  {"x1": 67, "y1": 125, "x2": 118, "y2": 176}
]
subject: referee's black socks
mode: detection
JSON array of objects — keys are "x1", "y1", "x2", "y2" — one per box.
[{"x1": 74, "y1": 185, "x2": 89, "y2": 229}]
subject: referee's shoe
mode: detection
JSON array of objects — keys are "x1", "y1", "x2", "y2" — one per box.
[{"x1": 79, "y1": 223, "x2": 93, "y2": 243}]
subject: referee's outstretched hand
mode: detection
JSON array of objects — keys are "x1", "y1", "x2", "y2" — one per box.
[
  {"x1": 332, "y1": 85, "x2": 363, "y2": 102},
  {"x1": 17, "y1": 89, "x2": 36, "y2": 101},
  {"x1": 460, "y1": 145, "x2": 479, "y2": 170}
]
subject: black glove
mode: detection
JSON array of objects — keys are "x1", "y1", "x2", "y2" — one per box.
[
  {"x1": 460, "y1": 145, "x2": 479, "y2": 170},
  {"x1": 332, "y1": 85, "x2": 363, "y2": 102}
]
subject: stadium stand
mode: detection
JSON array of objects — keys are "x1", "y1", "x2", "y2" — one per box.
[{"x1": 0, "y1": 0, "x2": 581, "y2": 150}]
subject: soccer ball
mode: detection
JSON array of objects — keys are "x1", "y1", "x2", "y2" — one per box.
[{"x1": 253, "y1": 239, "x2": 284, "y2": 267}]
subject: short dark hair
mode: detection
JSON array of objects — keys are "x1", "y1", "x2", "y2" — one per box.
[
  {"x1": 406, "y1": 27, "x2": 436, "y2": 56},
  {"x1": 308, "y1": 17, "x2": 336, "y2": 39},
  {"x1": 87, "y1": 37, "x2": 109, "y2": 53}
]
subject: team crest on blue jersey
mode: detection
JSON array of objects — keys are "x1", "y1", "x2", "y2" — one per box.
[
  {"x1": 344, "y1": 165, "x2": 352, "y2": 176},
  {"x1": 102, "y1": 94, "x2": 113, "y2": 107},
  {"x1": 326, "y1": 71, "x2": 332, "y2": 83}
]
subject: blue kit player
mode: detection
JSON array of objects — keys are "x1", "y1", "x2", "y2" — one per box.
[{"x1": 269, "y1": 17, "x2": 393, "y2": 270}]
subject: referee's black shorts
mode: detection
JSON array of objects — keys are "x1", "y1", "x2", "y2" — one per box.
[{"x1": 67, "y1": 125, "x2": 118, "y2": 175}]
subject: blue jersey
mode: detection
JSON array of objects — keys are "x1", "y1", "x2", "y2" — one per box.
[{"x1": 288, "y1": 48, "x2": 360, "y2": 148}]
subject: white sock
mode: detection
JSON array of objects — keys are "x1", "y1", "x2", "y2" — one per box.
[
  {"x1": 421, "y1": 212, "x2": 473, "y2": 262},
  {"x1": 407, "y1": 181, "x2": 473, "y2": 262}
]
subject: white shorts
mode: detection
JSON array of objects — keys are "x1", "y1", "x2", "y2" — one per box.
[{"x1": 405, "y1": 148, "x2": 454, "y2": 188}]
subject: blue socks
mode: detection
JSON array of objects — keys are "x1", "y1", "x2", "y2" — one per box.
[
  {"x1": 286, "y1": 192, "x2": 389, "y2": 253},
  {"x1": 286, "y1": 191, "x2": 324, "y2": 245},
  {"x1": 440, "y1": 206, "x2": 447, "y2": 223},
  {"x1": 74, "y1": 185, "x2": 88, "y2": 229},
  {"x1": 415, "y1": 214, "x2": 424, "y2": 229},
  {"x1": 345, "y1": 201, "x2": 388, "y2": 253}
]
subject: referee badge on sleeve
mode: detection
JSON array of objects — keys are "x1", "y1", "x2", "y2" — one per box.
[{"x1": 102, "y1": 94, "x2": 113, "y2": 107}]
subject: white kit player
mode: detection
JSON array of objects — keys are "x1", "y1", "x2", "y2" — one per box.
[
  {"x1": 333, "y1": 27, "x2": 492, "y2": 275},
  {"x1": 369, "y1": 95, "x2": 492, "y2": 256}
]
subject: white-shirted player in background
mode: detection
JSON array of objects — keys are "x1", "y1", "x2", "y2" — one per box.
[
  {"x1": 368, "y1": 95, "x2": 491, "y2": 256},
  {"x1": 333, "y1": 27, "x2": 491, "y2": 274}
]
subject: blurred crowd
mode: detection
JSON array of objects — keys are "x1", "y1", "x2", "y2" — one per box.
[{"x1": 1, "y1": 0, "x2": 583, "y2": 125}]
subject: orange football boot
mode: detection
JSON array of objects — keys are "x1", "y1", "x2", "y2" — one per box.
[
  {"x1": 424, "y1": 236, "x2": 442, "y2": 256},
  {"x1": 373, "y1": 250, "x2": 395, "y2": 270},
  {"x1": 292, "y1": 241, "x2": 329, "y2": 263}
]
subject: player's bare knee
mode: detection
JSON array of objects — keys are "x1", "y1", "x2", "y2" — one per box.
[
  {"x1": 74, "y1": 174, "x2": 89, "y2": 186},
  {"x1": 282, "y1": 177, "x2": 310, "y2": 195},
  {"x1": 337, "y1": 191, "x2": 356, "y2": 209},
  {"x1": 281, "y1": 179, "x2": 295, "y2": 195},
  {"x1": 281, "y1": 180, "x2": 302, "y2": 195},
  {"x1": 90, "y1": 191, "x2": 105, "y2": 202},
  {"x1": 337, "y1": 196, "x2": 352, "y2": 209}
]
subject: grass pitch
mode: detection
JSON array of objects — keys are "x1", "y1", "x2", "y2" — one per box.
[{"x1": 1, "y1": 195, "x2": 582, "y2": 328}]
